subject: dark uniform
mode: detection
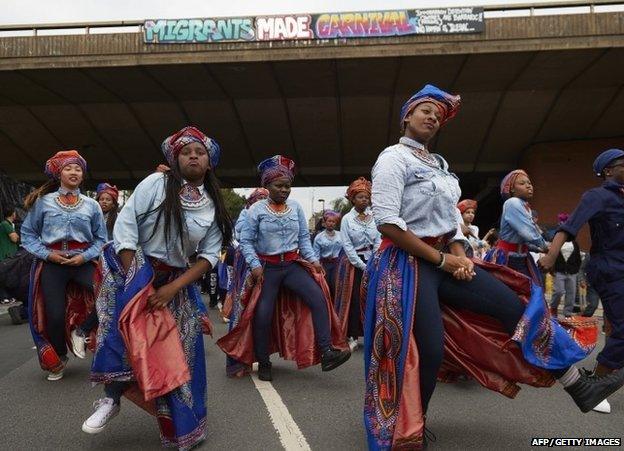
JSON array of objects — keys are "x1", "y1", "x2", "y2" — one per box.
[{"x1": 559, "y1": 180, "x2": 624, "y2": 370}]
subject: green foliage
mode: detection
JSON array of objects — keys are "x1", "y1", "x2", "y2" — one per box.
[
  {"x1": 330, "y1": 197, "x2": 351, "y2": 216},
  {"x1": 221, "y1": 188, "x2": 247, "y2": 221}
]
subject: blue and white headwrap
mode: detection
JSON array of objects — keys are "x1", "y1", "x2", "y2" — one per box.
[{"x1": 400, "y1": 84, "x2": 461, "y2": 132}]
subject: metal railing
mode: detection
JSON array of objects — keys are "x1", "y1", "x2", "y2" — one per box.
[{"x1": 0, "y1": 0, "x2": 623, "y2": 37}]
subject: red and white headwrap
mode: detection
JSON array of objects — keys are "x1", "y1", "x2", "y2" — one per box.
[
  {"x1": 257, "y1": 155, "x2": 296, "y2": 186},
  {"x1": 346, "y1": 177, "x2": 372, "y2": 201},
  {"x1": 96, "y1": 182, "x2": 119, "y2": 203},
  {"x1": 161, "y1": 126, "x2": 220, "y2": 169},
  {"x1": 457, "y1": 199, "x2": 477, "y2": 214},
  {"x1": 44, "y1": 150, "x2": 87, "y2": 180},
  {"x1": 500, "y1": 169, "x2": 529, "y2": 200},
  {"x1": 246, "y1": 187, "x2": 269, "y2": 208}
]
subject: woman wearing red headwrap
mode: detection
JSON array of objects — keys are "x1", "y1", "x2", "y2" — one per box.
[
  {"x1": 84, "y1": 126, "x2": 232, "y2": 447},
  {"x1": 457, "y1": 199, "x2": 492, "y2": 258},
  {"x1": 21, "y1": 150, "x2": 107, "y2": 381},
  {"x1": 335, "y1": 177, "x2": 381, "y2": 351}
]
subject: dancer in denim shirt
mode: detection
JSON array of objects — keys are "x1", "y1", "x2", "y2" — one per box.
[
  {"x1": 313, "y1": 210, "x2": 343, "y2": 298},
  {"x1": 21, "y1": 150, "x2": 106, "y2": 382},
  {"x1": 335, "y1": 177, "x2": 380, "y2": 351},
  {"x1": 218, "y1": 155, "x2": 349, "y2": 382}
]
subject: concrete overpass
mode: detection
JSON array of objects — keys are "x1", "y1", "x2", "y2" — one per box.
[{"x1": 0, "y1": 3, "x2": 623, "y2": 208}]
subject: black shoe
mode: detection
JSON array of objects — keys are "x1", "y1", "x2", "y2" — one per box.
[
  {"x1": 321, "y1": 348, "x2": 351, "y2": 372},
  {"x1": 8, "y1": 306, "x2": 25, "y2": 325},
  {"x1": 258, "y1": 362, "x2": 272, "y2": 381},
  {"x1": 565, "y1": 367, "x2": 624, "y2": 413},
  {"x1": 423, "y1": 426, "x2": 437, "y2": 449}
]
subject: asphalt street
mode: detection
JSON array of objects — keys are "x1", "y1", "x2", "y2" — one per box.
[{"x1": 0, "y1": 302, "x2": 622, "y2": 451}]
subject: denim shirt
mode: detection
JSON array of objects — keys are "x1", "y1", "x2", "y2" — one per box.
[
  {"x1": 313, "y1": 230, "x2": 343, "y2": 260},
  {"x1": 113, "y1": 172, "x2": 222, "y2": 268},
  {"x1": 240, "y1": 198, "x2": 317, "y2": 269},
  {"x1": 499, "y1": 197, "x2": 546, "y2": 251},
  {"x1": 234, "y1": 209, "x2": 248, "y2": 240},
  {"x1": 21, "y1": 188, "x2": 107, "y2": 261},
  {"x1": 340, "y1": 208, "x2": 381, "y2": 270},
  {"x1": 371, "y1": 137, "x2": 466, "y2": 248}
]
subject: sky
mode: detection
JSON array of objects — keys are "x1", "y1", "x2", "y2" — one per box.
[{"x1": 0, "y1": 0, "x2": 580, "y2": 25}]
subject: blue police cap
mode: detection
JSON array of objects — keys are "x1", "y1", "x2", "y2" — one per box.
[{"x1": 593, "y1": 148, "x2": 624, "y2": 177}]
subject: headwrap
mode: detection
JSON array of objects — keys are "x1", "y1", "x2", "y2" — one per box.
[
  {"x1": 557, "y1": 212, "x2": 570, "y2": 224},
  {"x1": 246, "y1": 187, "x2": 269, "y2": 208},
  {"x1": 593, "y1": 148, "x2": 624, "y2": 177},
  {"x1": 257, "y1": 155, "x2": 296, "y2": 186},
  {"x1": 500, "y1": 169, "x2": 529, "y2": 200},
  {"x1": 44, "y1": 150, "x2": 87, "y2": 180},
  {"x1": 400, "y1": 84, "x2": 461, "y2": 132},
  {"x1": 346, "y1": 177, "x2": 372, "y2": 201},
  {"x1": 96, "y1": 182, "x2": 119, "y2": 203},
  {"x1": 457, "y1": 199, "x2": 477, "y2": 214},
  {"x1": 322, "y1": 210, "x2": 341, "y2": 221},
  {"x1": 161, "y1": 126, "x2": 220, "y2": 169}
]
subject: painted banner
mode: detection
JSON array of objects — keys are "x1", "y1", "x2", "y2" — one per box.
[{"x1": 144, "y1": 7, "x2": 484, "y2": 44}]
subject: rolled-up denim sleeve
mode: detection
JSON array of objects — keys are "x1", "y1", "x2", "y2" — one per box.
[
  {"x1": 21, "y1": 200, "x2": 50, "y2": 260},
  {"x1": 81, "y1": 203, "x2": 107, "y2": 261},
  {"x1": 371, "y1": 152, "x2": 407, "y2": 231},
  {"x1": 313, "y1": 234, "x2": 322, "y2": 260},
  {"x1": 114, "y1": 173, "x2": 161, "y2": 253},
  {"x1": 559, "y1": 190, "x2": 602, "y2": 238},
  {"x1": 340, "y1": 218, "x2": 366, "y2": 271},
  {"x1": 197, "y1": 216, "x2": 223, "y2": 269},
  {"x1": 240, "y1": 206, "x2": 261, "y2": 269},
  {"x1": 297, "y1": 204, "x2": 318, "y2": 263}
]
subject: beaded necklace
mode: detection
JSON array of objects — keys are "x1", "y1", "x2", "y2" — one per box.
[
  {"x1": 265, "y1": 201, "x2": 292, "y2": 217},
  {"x1": 179, "y1": 183, "x2": 209, "y2": 210},
  {"x1": 55, "y1": 192, "x2": 84, "y2": 211},
  {"x1": 401, "y1": 138, "x2": 440, "y2": 168}
]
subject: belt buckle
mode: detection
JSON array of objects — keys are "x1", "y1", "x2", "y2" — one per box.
[
  {"x1": 280, "y1": 253, "x2": 285, "y2": 262},
  {"x1": 62, "y1": 240, "x2": 68, "y2": 251}
]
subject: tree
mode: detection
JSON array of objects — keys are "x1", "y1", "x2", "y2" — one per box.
[
  {"x1": 221, "y1": 188, "x2": 247, "y2": 221},
  {"x1": 330, "y1": 197, "x2": 351, "y2": 216}
]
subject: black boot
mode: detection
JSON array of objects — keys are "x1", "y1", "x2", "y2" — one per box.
[
  {"x1": 258, "y1": 362, "x2": 272, "y2": 381},
  {"x1": 565, "y1": 367, "x2": 624, "y2": 412},
  {"x1": 321, "y1": 348, "x2": 351, "y2": 372}
]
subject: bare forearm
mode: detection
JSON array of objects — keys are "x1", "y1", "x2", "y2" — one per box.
[
  {"x1": 449, "y1": 241, "x2": 467, "y2": 258},
  {"x1": 546, "y1": 231, "x2": 569, "y2": 259},
  {"x1": 118, "y1": 249, "x2": 136, "y2": 273},
  {"x1": 169, "y1": 258, "x2": 212, "y2": 292},
  {"x1": 378, "y1": 224, "x2": 441, "y2": 264}
]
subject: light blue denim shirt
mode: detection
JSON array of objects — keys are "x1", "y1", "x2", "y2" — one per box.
[
  {"x1": 234, "y1": 208, "x2": 248, "y2": 240},
  {"x1": 499, "y1": 197, "x2": 547, "y2": 251},
  {"x1": 313, "y1": 230, "x2": 343, "y2": 260},
  {"x1": 340, "y1": 208, "x2": 381, "y2": 271},
  {"x1": 21, "y1": 188, "x2": 107, "y2": 261},
  {"x1": 371, "y1": 137, "x2": 467, "y2": 248},
  {"x1": 113, "y1": 172, "x2": 223, "y2": 268},
  {"x1": 240, "y1": 198, "x2": 317, "y2": 269}
]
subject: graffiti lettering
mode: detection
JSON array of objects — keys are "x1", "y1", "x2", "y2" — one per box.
[
  {"x1": 144, "y1": 18, "x2": 254, "y2": 43},
  {"x1": 255, "y1": 15, "x2": 313, "y2": 41},
  {"x1": 315, "y1": 11, "x2": 414, "y2": 39}
]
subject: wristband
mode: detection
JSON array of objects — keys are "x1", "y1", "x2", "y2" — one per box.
[{"x1": 436, "y1": 252, "x2": 446, "y2": 269}]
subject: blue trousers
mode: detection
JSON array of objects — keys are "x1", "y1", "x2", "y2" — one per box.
[
  {"x1": 594, "y1": 277, "x2": 624, "y2": 369},
  {"x1": 253, "y1": 261, "x2": 331, "y2": 364},
  {"x1": 413, "y1": 259, "x2": 567, "y2": 412}
]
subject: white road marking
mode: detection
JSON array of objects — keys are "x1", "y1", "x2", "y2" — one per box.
[{"x1": 250, "y1": 372, "x2": 312, "y2": 451}]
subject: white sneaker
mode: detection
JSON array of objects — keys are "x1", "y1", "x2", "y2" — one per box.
[
  {"x1": 71, "y1": 329, "x2": 87, "y2": 359},
  {"x1": 593, "y1": 398, "x2": 611, "y2": 414},
  {"x1": 348, "y1": 337, "x2": 358, "y2": 352},
  {"x1": 47, "y1": 356, "x2": 67, "y2": 381},
  {"x1": 47, "y1": 368, "x2": 64, "y2": 381},
  {"x1": 82, "y1": 398, "x2": 120, "y2": 434}
]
